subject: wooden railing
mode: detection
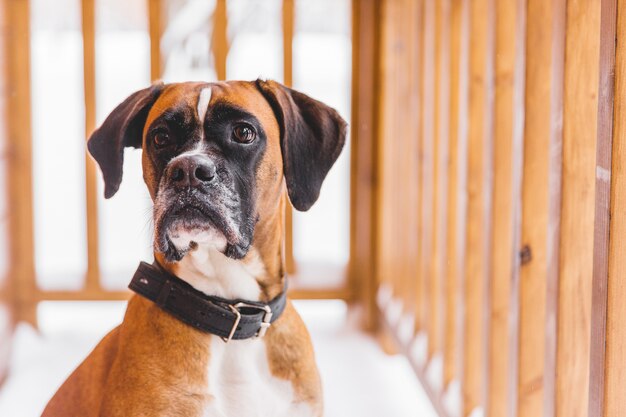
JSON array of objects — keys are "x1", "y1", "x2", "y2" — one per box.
[
  {"x1": 0, "y1": 0, "x2": 352, "y2": 331},
  {"x1": 351, "y1": 0, "x2": 626, "y2": 416}
]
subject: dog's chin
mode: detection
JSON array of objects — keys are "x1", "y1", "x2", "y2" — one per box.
[{"x1": 155, "y1": 208, "x2": 250, "y2": 262}]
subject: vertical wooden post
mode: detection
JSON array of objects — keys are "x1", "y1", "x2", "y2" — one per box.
[
  {"x1": 282, "y1": 0, "x2": 296, "y2": 275},
  {"x1": 81, "y1": 0, "x2": 101, "y2": 293},
  {"x1": 461, "y1": 0, "x2": 495, "y2": 413},
  {"x1": 6, "y1": 0, "x2": 36, "y2": 326},
  {"x1": 430, "y1": 0, "x2": 451, "y2": 369},
  {"x1": 212, "y1": 0, "x2": 228, "y2": 81},
  {"x1": 0, "y1": 0, "x2": 16, "y2": 379},
  {"x1": 420, "y1": 0, "x2": 434, "y2": 348},
  {"x1": 516, "y1": 0, "x2": 565, "y2": 416},
  {"x1": 443, "y1": 0, "x2": 466, "y2": 392},
  {"x1": 555, "y1": 0, "x2": 602, "y2": 415},
  {"x1": 487, "y1": 0, "x2": 526, "y2": 415},
  {"x1": 602, "y1": 3, "x2": 626, "y2": 413},
  {"x1": 148, "y1": 0, "x2": 162, "y2": 81},
  {"x1": 350, "y1": 0, "x2": 380, "y2": 331},
  {"x1": 588, "y1": 0, "x2": 618, "y2": 415}
]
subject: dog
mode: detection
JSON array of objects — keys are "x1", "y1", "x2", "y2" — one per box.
[{"x1": 41, "y1": 80, "x2": 346, "y2": 417}]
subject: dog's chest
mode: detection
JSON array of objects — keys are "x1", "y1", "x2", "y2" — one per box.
[{"x1": 204, "y1": 337, "x2": 308, "y2": 417}]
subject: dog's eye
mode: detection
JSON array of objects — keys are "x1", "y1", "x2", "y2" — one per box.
[
  {"x1": 232, "y1": 124, "x2": 256, "y2": 144},
  {"x1": 153, "y1": 131, "x2": 171, "y2": 148}
]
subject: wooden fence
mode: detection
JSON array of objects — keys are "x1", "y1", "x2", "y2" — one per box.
[
  {"x1": 0, "y1": 0, "x2": 351, "y2": 384},
  {"x1": 351, "y1": 0, "x2": 626, "y2": 416}
]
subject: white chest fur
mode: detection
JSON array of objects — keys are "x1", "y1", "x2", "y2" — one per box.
[{"x1": 205, "y1": 337, "x2": 300, "y2": 417}]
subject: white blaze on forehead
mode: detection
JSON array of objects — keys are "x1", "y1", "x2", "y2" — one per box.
[{"x1": 197, "y1": 87, "x2": 212, "y2": 122}]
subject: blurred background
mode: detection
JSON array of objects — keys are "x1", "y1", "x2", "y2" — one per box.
[{"x1": 2, "y1": 0, "x2": 626, "y2": 417}]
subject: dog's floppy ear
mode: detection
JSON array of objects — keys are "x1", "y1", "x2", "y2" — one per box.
[
  {"x1": 255, "y1": 79, "x2": 347, "y2": 211},
  {"x1": 87, "y1": 83, "x2": 164, "y2": 199}
]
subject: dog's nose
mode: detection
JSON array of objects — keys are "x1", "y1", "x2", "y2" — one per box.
[{"x1": 167, "y1": 155, "x2": 216, "y2": 188}]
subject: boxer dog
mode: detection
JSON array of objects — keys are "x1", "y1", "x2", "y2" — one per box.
[{"x1": 41, "y1": 80, "x2": 346, "y2": 417}]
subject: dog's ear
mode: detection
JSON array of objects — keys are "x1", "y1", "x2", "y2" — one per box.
[
  {"x1": 255, "y1": 79, "x2": 347, "y2": 211},
  {"x1": 87, "y1": 83, "x2": 164, "y2": 199}
]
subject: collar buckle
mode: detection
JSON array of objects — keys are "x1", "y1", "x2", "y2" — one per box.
[{"x1": 222, "y1": 302, "x2": 273, "y2": 343}]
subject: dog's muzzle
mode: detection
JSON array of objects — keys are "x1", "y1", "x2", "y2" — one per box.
[{"x1": 153, "y1": 153, "x2": 250, "y2": 262}]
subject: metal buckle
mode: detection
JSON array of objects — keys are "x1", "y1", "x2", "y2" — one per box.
[{"x1": 221, "y1": 302, "x2": 273, "y2": 343}]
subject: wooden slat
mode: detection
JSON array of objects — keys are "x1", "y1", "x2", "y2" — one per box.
[
  {"x1": 516, "y1": 0, "x2": 566, "y2": 415},
  {"x1": 588, "y1": 0, "x2": 618, "y2": 415},
  {"x1": 148, "y1": 0, "x2": 162, "y2": 81},
  {"x1": 81, "y1": 0, "x2": 101, "y2": 293},
  {"x1": 430, "y1": 0, "x2": 450, "y2": 364},
  {"x1": 349, "y1": 0, "x2": 380, "y2": 330},
  {"x1": 461, "y1": 0, "x2": 495, "y2": 413},
  {"x1": 282, "y1": 0, "x2": 296, "y2": 275},
  {"x1": 487, "y1": 0, "x2": 526, "y2": 415},
  {"x1": 375, "y1": 0, "x2": 391, "y2": 310},
  {"x1": 212, "y1": 0, "x2": 228, "y2": 81},
  {"x1": 412, "y1": 0, "x2": 425, "y2": 333},
  {"x1": 443, "y1": 0, "x2": 466, "y2": 389},
  {"x1": 556, "y1": 1, "x2": 602, "y2": 415},
  {"x1": 402, "y1": 0, "x2": 421, "y2": 331},
  {"x1": 420, "y1": 0, "x2": 434, "y2": 340},
  {"x1": 604, "y1": 2, "x2": 626, "y2": 413},
  {"x1": 6, "y1": 0, "x2": 36, "y2": 326},
  {"x1": 396, "y1": 0, "x2": 410, "y2": 315},
  {"x1": 0, "y1": 0, "x2": 14, "y2": 386}
]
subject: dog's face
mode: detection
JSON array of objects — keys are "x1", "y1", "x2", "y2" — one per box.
[{"x1": 87, "y1": 80, "x2": 346, "y2": 263}]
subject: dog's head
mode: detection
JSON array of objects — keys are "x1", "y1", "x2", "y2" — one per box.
[{"x1": 87, "y1": 80, "x2": 346, "y2": 263}]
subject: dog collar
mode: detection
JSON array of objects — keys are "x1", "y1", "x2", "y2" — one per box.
[{"x1": 128, "y1": 261, "x2": 287, "y2": 342}]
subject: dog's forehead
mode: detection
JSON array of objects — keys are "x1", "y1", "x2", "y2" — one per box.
[{"x1": 144, "y1": 81, "x2": 278, "y2": 136}]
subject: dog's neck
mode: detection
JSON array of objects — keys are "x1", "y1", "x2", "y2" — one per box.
[{"x1": 155, "y1": 198, "x2": 286, "y2": 303}]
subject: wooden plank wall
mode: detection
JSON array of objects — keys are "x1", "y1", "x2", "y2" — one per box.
[
  {"x1": 368, "y1": 0, "x2": 626, "y2": 415},
  {"x1": 0, "y1": 0, "x2": 13, "y2": 386}
]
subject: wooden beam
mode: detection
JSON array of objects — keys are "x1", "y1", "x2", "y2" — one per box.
[
  {"x1": 516, "y1": 0, "x2": 566, "y2": 415},
  {"x1": 6, "y1": 0, "x2": 36, "y2": 326},
  {"x1": 81, "y1": 0, "x2": 101, "y2": 293},
  {"x1": 461, "y1": 0, "x2": 495, "y2": 413},
  {"x1": 556, "y1": 0, "x2": 602, "y2": 415},
  {"x1": 588, "y1": 0, "x2": 618, "y2": 415},
  {"x1": 486, "y1": 0, "x2": 526, "y2": 415},
  {"x1": 349, "y1": 0, "x2": 380, "y2": 331},
  {"x1": 420, "y1": 0, "x2": 435, "y2": 347},
  {"x1": 282, "y1": 0, "x2": 296, "y2": 275},
  {"x1": 148, "y1": 0, "x2": 162, "y2": 81},
  {"x1": 431, "y1": 0, "x2": 451, "y2": 368},
  {"x1": 212, "y1": 0, "x2": 228, "y2": 81},
  {"x1": 443, "y1": 0, "x2": 467, "y2": 390},
  {"x1": 603, "y1": 2, "x2": 626, "y2": 414}
]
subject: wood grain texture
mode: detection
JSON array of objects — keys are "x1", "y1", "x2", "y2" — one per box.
[
  {"x1": 282, "y1": 0, "x2": 296, "y2": 275},
  {"x1": 588, "y1": 0, "x2": 618, "y2": 414},
  {"x1": 212, "y1": 0, "x2": 228, "y2": 81},
  {"x1": 461, "y1": 0, "x2": 495, "y2": 413},
  {"x1": 603, "y1": 1, "x2": 626, "y2": 415},
  {"x1": 6, "y1": 0, "x2": 36, "y2": 326},
  {"x1": 0, "y1": 0, "x2": 14, "y2": 387},
  {"x1": 82, "y1": 0, "x2": 101, "y2": 293},
  {"x1": 420, "y1": 0, "x2": 435, "y2": 340},
  {"x1": 148, "y1": 0, "x2": 162, "y2": 81},
  {"x1": 516, "y1": 0, "x2": 565, "y2": 416},
  {"x1": 556, "y1": 1, "x2": 601, "y2": 416},
  {"x1": 349, "y1": 0, "x2": 380, "y2": 331},
  {"x1": 443, "y1": 0, "x2": 465, "y2": 388},
  {"x1": 487, "y1": 0, "x2": 526, "y2": 415},
  {"x1": 428, "y1": 0, "x2": 450, "y2": 360}
]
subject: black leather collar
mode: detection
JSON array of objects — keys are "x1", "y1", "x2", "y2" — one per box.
[{"x1": 128, "y1": 261, "x2": 287, "y2": 342}]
